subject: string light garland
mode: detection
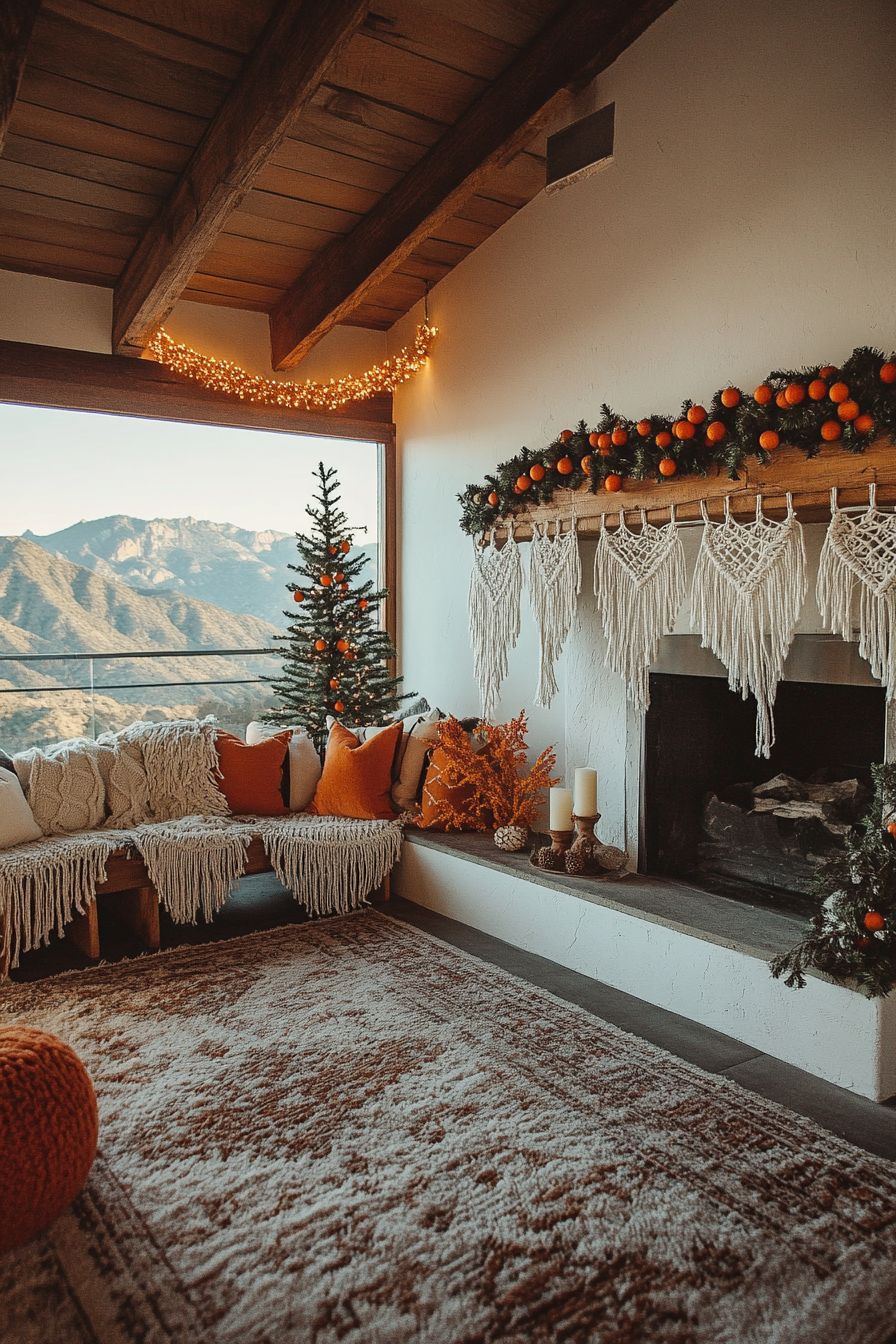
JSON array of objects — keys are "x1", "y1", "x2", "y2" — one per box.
[{"x1": 148, "y1": 323, "x2": 438, "y2": 412}]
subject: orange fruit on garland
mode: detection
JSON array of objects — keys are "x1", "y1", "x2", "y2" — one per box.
[
  {"x1": 705, "y1": 420, "x2": 727, "y2": 443},
  {"x1": 673, "y1": 420, "x2": 696, "y2": 440},
  {"x1": 880, "y1": 361, "x2": 896, "y2": 384},
  {"x1": 837, "y1": 399, "x2": 860, "y2": 421},
  {"x1": 314, "y1": 638, "x2": 327, "y2": 651},
  {"x1": 820, "y1": 419, "x2": 842, "y2": 441},
  {"x1": 808, "y1": 379, "x2": 828, "y2": 400},
  {"x1": 588, "y1": 431, "x2": 601, "y2": 448},
  {"x1": 336, "y1": 639, "x2": 348, "y2": 652},
  {"x1": 529, "y1": 463, "x2": 545, "y2": 481},
  {"x1": 759, "y1": 430, "x2": 779, "y2": 451},
  {"x1": 829, "y1": 381, "x2": 850, "y2": 403},
  {"x1": 720, "y1": 387, "x2": 741, "y2": 408},
  {"x1": 655, "y1": 430, "x2": 673, "y2": 449},
  {"x1": 637, "y1": 419, "x2": 652, "y2": 437},
  {"x1": 560, "y1": 429, "x2": 573, "y2": 442},
  {"x1": 604, "y1": 474, "x2": 623, "y2": 492},
  {"x1": 864, "y1": 911, "x2": 885, "y2": 932},
  {"x1": 340, "y1": 540, "x2": 350, "y2": 554},
  {"x1": 611, "y1": 427, "x2": 628, "y2": 446},
  {"x1": 320, "y1": 574, "x2": 333, "y2": 587},
  {"x1": 658, "y1": 458, "x2": 677, "y2": 477},
  {"x1": 557, "y1": 456, "x2": 574, "y2": 474},
  {"x1": 754, "y1": 384, "x2": 773, "y2": 405},
  {"x1": 785, "y1": 383, "x2": 805, "y2": 405},
  {"x1": 597, "y1": 432, "x2": 612, "y2": 452},
  {"x1": 775, "y1": 390, "x2": 790, "y2": 409},
  {"x1": 819, "y1": 365, "x2": 838, "y2": 379},
  {"x1": 293, "y1": 590, "x2": 304, "y2": 602},
  {"x1": 581, "y1": 454, "x2": 592, "y2": 476},
  {"x1": 686, "y1": 405, "x2": 707, "y2": 425},
  {"x1": 488, "y1": 491, "x2": 499, "y2": 506},
  {"x1": 516, "y1": 474, "x2": 531, "y2": 491},
  {"x1": 855, "y1": 413, "x2": 875, "y2": 434}
]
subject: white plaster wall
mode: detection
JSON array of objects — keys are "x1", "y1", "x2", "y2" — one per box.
[
  {"x1": 0, "y1": 271, "x2": 112, "y2": 353},
  {"x1": 391, "y1": 0, "x2": 896, "y2": 840}
]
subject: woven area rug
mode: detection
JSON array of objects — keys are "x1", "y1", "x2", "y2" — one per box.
[{"x1": 2, "y1": 913, "x2": 896, "y2": 1344}]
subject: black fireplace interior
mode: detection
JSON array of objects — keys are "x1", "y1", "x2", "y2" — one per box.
[{"x1": 643, "y1": 673, "x2": 885, "y2": 910}]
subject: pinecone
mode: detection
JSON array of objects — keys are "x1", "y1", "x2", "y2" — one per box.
[
  {"x1": 564, "y1": 848, "x2": 585, "y2": 876},
  {"x1": 494, "y1": 824, "x2": 527, "y2": 852}
]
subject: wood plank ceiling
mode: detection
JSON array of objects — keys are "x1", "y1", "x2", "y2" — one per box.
[{"x1": 0, "y1": 0, "x2": 676, "y2": 370}]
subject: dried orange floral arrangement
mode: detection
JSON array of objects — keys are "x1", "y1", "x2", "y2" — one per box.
[{"x1": 427, "y1": 712, "x2": 559, "y2": 831}]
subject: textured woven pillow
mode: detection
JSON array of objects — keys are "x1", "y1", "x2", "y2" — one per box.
[
  {"x1": 245, "y1": 722, "x2": 322, "y2": 811},
  {"x1": 0, "y1": 766, "x2": 43, "y2": 850},
  {"x1": 215, "y1": 731, "x2": 291, "y2": 816},
  {"x1": 13, "y1": 740, "x2": 106, "y2": 836},
  {"x1": 308, "y1": 721, "x2": 401, "y2": 820},
  {"x1": 391, "y1": 709, "x2": 442, "y2": 812}
]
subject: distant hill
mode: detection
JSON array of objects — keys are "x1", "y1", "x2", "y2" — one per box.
[
  {"x1": 0, "y1": 535, "x2": 280, "y2": 705},
  {"x1": 25, "y1": 515, "x2": 377, "y2": 628}
]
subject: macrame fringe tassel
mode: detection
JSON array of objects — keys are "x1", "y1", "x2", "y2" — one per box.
[
  {"x1": 257, "y1": 816, "x2": 403, "y2": 917},
  {"x1": 0, "y1": 832, "x2": 123, "y2": 967},
  {"x1": 817, "y1": 485, "x2": 896, "y2": 700},
  {"x1": 469, "y1": 526, "x2": 523, "y2": 721},
  {"x1": 692, "y1": 496, "x2": 806, "y2": 758},
  {"x1": 135, "y1": 817, "x2": 252, "y2": 924},
  {"x1": 593, "y1": 510, "x2": 686, "y2": 711},
  {"x1": 530, "y1": 518, "x2": 581, "y2": 708}
]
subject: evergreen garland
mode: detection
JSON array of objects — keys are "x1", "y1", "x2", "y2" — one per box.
[
  {"x1": 771, "y1": 763, "x2": 896, "y2": 998},
  {"x1": 459, "y1": 345, "x2": 896, "y2": 535},
  {"x1": 263, "y1": 463, "x2": 408, "y2": 747}
]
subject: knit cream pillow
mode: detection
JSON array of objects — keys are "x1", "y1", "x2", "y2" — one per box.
[
  {"x1": 90, "y1": 735, "x2": 152, "y2": 828},
  {"x1": 0, "y1": 766, "x2": 43, "y2": 850},
  {"x1": 14, "y1": 740, "x2": 106, "y2": 836}
]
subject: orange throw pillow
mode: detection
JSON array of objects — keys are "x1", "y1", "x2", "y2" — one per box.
[
  {"x1": 418, "y1": 743, "x2": 485, "y2": 832},
  {"x1": 216, "y1": 731, "x2": 290, "y2": 816},
  {"x1": 308, "y1": 721, "x2": 401, "y2": 820}
]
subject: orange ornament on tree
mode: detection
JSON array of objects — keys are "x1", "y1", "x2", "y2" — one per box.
[
  {"x1": 604, "y1": 474, "x2": 623, "y2": 492},
  {"x1": 329, "y1": 546, "x2": 337, "y2": 555},
  {"x1": 886, "y1": 820, "x2": 896, "y2": 837},
  {"x1": 340, "y1": 582, "x2": 348, "y2": 592},
  {"x1": 808, "y1": 379, "x2": 828, "y2": 400},
  {"x1": 588, "y1": 431, "x2": 601, "y2": 448},
  {"x1": 581, "y1": 454, "x2": 592, "y2": 476},
  {"x1": 721, "y1": 387, "x2": 741, "y2": 408},
  {"x1": 655, "y1": 430, "x2": 673, "y2": 449},
  {"x1": 529, "y1": 463, "x2": 545, "y2": 481},
  {"x1": 855, "y1": 413, "x2": 875, "y2": 434},
  {"x1": 611, "y1": 427, "x2": 628, "y2": 446},
  {"x1": 334, "y1": 701, "x2": 345, "y2": 713},
  {"x1": 597, "y1": 432, "x2": 612, "y2": 452},
  {"x1": 821, "y1": 420, "x2": 842, "y2": 440},
  {"x1": 864, "y1": 911, "x2": 885, "y2": 932},
  {"x1": 658, "y1": 458, "x2": 677, "y2": 476},
  {"x1": 335, "y1": 572, "x2": 344, "y2": 583},
  {"x1": 705, "y1": 421, "x2": 727, "y2": 443},
  {"x1": 293, "y1": 590, "x2": 304, "y2": 602},
  {"x1": 488, "y1": 491, "x2": 499, "y2": 506},
  {"x1": 557, "y1": 456, "x2": 574, "y2": 474},
  {"x1": 785, "y1": 383, "x2": 805, "y2": 405},
  {"x1": 516, "y1": 474, "x2": 531, "y2": 491},
  {"x1": 775, "y1": 390, "x2": 790, "y2": 410},
  {"x1": 315, "y1": 638, "x2": 327, "y2": 651},
  {"x1": 336, "y1": 639, "x2": 348, "y2": 652},
  {"x1": 329, "y1": 678, "x2": 340, "y2": 690},
  {"x1": 829, "y1": 381, "x2": 850, "y2": 403},
  {"x1": 754, "y1": 384, "x2": 773, "y2": 405},
  {"x1": 344, "y1": 649, "x2": 357, "y2": 661},
  {"x1": 637, "y1": 419, "x2": 652, "y2": 436},
  {"x1": 359, "y1": 599, "x2": 368, "y2": 610},
  {"x1": 340, "y1": 540, "x2": 350, "y2": 554},
  {"x1": 687, "y1": 405, "x2": 707, "y2": 425},
  {"x1": 673, "y1": 420, "x2": 696, "y2": 440},
  {"x1": 880, "y1": 361, "x2": 896, "y2": 384},
  {"x1": 759, "y1": 430, "x2": 779, "y2": 451},
  {"x1": 320, "y1": 574, "x2": 333, "y2": 587},
  {"x1": 560, "y1": 429, "x2": 573, "y2": 442},
  {"x1": 837, "y1": 399, "x2": 860, "y2": 421}
]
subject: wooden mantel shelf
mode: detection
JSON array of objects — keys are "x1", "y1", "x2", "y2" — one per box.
[{"x1": 493, "y1": 435, "x2": 896, "y2": 538}]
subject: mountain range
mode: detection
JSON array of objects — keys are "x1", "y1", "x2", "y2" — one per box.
[{"x1": 24, "y1": 515, "x2": 376, "y2": 628}]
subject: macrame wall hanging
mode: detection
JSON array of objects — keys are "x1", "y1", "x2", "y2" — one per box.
[
  {"x1": 469, "y1": 524, "x2": 523, "y2": 721},
  {"x1": 529, "y1": 517, "x2": 581, "y2": 708},
  {"x1": 817, "y1": 484, "x2": 896, "y2": 699},
  {"x1": 593, "y1": 508, "x2": 686, "y2": 712},
  {"x1": 691, "y1": 494, "x2": 807, "y2": 758}
]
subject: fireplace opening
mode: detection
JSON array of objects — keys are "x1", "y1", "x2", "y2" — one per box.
[{"x1": 642, "y1": 672, "x2": 886, "y2": 914}]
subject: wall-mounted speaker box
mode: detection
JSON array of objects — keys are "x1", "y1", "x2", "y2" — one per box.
[{"x1": 545, "y1": 103, "x2": 615, "y2": 195}]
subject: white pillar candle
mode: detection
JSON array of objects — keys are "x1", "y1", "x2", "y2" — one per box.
[
  {"x1": 549, "y1": 787, "x2": 574, "y2": 831},
  {"x1": 573, "y1": 768, "x2": 597, "y2": 817}
]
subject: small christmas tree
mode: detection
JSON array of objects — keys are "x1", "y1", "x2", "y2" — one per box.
[
  {"x1": 771, "y1": 763, "x2": 896, "y2": 997},
  {"x1": 264, "y1": 463, "x2": 407, "y2": 745}
]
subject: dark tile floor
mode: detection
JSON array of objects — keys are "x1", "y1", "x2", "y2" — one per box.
[{"x1": 9, "y1": 877, "x2": 896, "y2": 1161}]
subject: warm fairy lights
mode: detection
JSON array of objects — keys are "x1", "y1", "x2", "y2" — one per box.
[{"x1": 147, "y1": 323, "x2": 438, "y2": 411}]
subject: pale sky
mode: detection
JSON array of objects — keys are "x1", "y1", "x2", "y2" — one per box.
[{"x1": 0, "y1": 404, "x2": 380, "y2": 539}]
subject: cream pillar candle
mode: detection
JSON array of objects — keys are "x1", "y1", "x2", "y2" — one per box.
[
  {"x1": 549, "y1": 787, "x2": 574, "y2": 830},
  {"x1": 573, "y1": 768, "x2": 597, "y2": 817}
]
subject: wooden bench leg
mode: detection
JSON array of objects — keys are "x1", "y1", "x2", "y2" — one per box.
[
  {"x1": 115, "y1": 886, "x2": 161, "y2": 950},
  {"x1": 67, "y1": 901, "x2": 100, "y2": 960},
  {"x1": 381, "y1": 873, "x2": 390, "y2": 901}
]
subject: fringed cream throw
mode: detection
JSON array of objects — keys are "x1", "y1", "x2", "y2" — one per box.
[
  {"x1": 134, "y1": 816, "x2": 254, "y2": 925},
  {"x1": 817, "y1": 485, "x2": 896, "y2": 699},
  {"x1": 529, "y1": 517, "x2": 581, "y2": 708},
  {"x1": 469, "y1": 525, "x2": 523, "y2": 720},
  {"x1": 692, "y1": 494, "x2": 806, "y2": 758},
  {"x1": 593, "y1": 509, "x2": 686, "y2": 711},
  {"x1": 253, "y1": 815, "x2": 403, "y2": 917}
]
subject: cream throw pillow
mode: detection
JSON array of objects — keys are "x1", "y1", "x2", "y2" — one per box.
[
  {"x1": 245, "y1": 722, "x2": 322, "y2": 811},
  {"x1": 391, "y1": 709, "x2": 442, "y2": 812},
  {"x1": 13, "y1": 739, "x2": 106, "y2": 835},
  {"x1": 0, "y1": 765, "x2": 43, "y2": 850}
]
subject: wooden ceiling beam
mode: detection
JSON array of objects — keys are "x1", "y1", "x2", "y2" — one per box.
[
  {"x1": 0, "y1": 0, "x2": 42, "y2": 156},
  {"x1": 111, "y1": 0, "x2": 371, "y2": 357},
  {"x1": 269, "y1": 0, "x2": 678, "y2": 370}
]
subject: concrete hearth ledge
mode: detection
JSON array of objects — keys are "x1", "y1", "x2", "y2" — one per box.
[{"x1": 395, "y1": 832, "x2": 896, "y2": 1103}]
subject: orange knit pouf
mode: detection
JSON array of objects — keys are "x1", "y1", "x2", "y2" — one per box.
[{"x1": 0, "y1": 1025, "x2": 98, "y2": 1252}]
